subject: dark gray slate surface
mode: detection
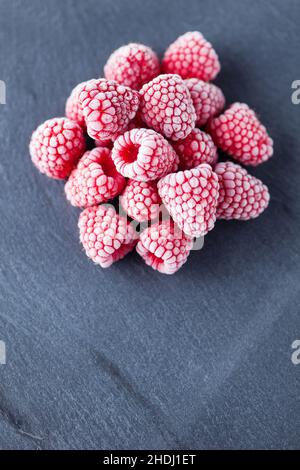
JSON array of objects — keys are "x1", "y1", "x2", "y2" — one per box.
[{"x1": 0, "y1": 0, "x2": 300, "y2": 450}]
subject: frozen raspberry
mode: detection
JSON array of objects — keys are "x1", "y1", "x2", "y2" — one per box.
[
  {"x1": 79, "y1": 78, "x2": 140, "y2": 142},
  {"x1": 65, "y1": 147, "x2": 125, "y2": 207},
  {"x1": 136, "y1": 220, "x2": 193, "y2": 274},
  {"x1": 172, "y1": 129, "x2": 218, "y2": 171},
  {"x1": 104, "y1": 43, "x2": 160, "y2": 91},
  {"x1": 29, "y1": 117, "x2": 86, "y2": 179},
  {"x1": 162, "y1": 31, "x2": 220, "y2": 82},
  {"x1": 65, "y1": 81, "x2": 86, "y2": 128},
  {"x1": 158, "y1": 164, "x2": 219, "y2": 237},
  {"x1": 185, "y1": 78, "x2": 225, "y2": 127},
  {"x1": 215, "y1": 161, "x2": 270, "y2": 220},
  {"x1": 112, "y1": 128, "x2": 179, "y2": 181},
  {"x1": 207, "y1": 103, "x2": 273, "y2": 166},
  {"x1": 139, "y1": 74, "x2": 196, "y2": 141},
  {"x1": 120, "y1": 180, "x2": 161, "y2": 222},
  {"x1": 78, "y1": 205, "x2": 137, "y2": 268}
]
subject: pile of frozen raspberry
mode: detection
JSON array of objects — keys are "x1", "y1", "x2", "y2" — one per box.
[{"x1": 30, "y1": 32, "x2": 273, "y2": 275}]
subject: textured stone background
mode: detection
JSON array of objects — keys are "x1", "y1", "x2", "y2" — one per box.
[{"x1": 0, "y1": 0, "x2": 299, "y2": 449}]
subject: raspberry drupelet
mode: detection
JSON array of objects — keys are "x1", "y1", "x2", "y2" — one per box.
[
  {"x1": 207, "y1": 102, "x2": 273, "y2": 166},
  {"x1": 136, "y1": 220, "x2": 194, "y2": 275},
  {"x1": 79, "y1": 78, "x2": 140, "y2": 142},
  {"x1": 158, "y1": 164, "x2": 219, "y2": 238},
  {"x1": 29, "y1": 117, "x2": 86, "y2": 179},
  {"x1": 162, "y1": 31, "x2": 220, "y2": 82},
  {"x1": 78, "y1": 205, "x2": 138, "y2": 268},
  {"x1": 185, "y1": 78, "x2": 225, "y2": 127},
  {"x1": 215, "y1": 161, "x2": 270, "y2": 220},
  {"x1": 120, "y1": 180, "x2": 161, "y2": 222},
  {"x1": 111, "y1": 128, "x2": 179, "y2": 182},
  {"x1": 65, "y1": 147, "x2": 126, "y2": 208},
  {"x1": 172, "y1": 128, "x2": 218, "y2": 171},
  {"x1": 139, "y1": 74, "x2": 196, "y2": 141},
  {"x1": 104, "y1": 43, "x2": 160, "y2": 91}
]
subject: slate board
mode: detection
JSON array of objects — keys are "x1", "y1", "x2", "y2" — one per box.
[{"x1": 0, "y1": 0, "x2": 299, "y2": 450}]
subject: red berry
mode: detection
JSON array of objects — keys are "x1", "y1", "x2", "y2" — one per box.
[
  {"x1": 112, "y1": 128, "x2": 179, "y2": 181},
  {"x1": 185, "y1": 78, "x2": 225, "y2": 127},
  {"x1": 139, "y1": 74, "x2": 196, "y2": 141},
  {"x1": 104, "y1": 43, "x2": 160, "y2": 91},
  {"x1": 207, "y1": 103, "x2": 273, "y2": 166},
  {"x1": 65, "y1": 81, "x2": 86, "y2": 128},
  {"x1": 29, "y1": 117, "x2": 86, "y2": 179},
  {"x1": 78, "y1": 205, "x2": 137, "y2": 268},
  {"x1": 120, "y1": 180, "x2": 161, "y2": 222},
  {"x1": 79, "y1": 78, "x2": 140, "y2": 141},
  {"x1": 65, "y1": 147, "x2": 125, "y2": 208},
  {"x1": 157, "y1": 164, "x2": 219, "y2": 237},
  {"x1": 162, "y1": 31, "x2": 220, "y2": 81},
  {"x1": 172, "y1": 128, "x2": 218, "y2": 171},
  {"x1": 215, "y1": 161, "x2": 270, "y2": 220},
  {"x1": 136, "y1": 220, "x2": 193, "y2": 274}
]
